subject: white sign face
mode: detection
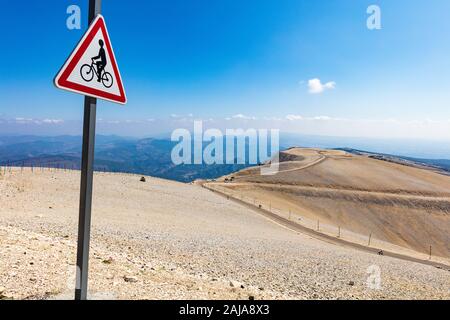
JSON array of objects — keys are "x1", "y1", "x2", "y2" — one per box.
[{"x1": 54, "y1": 15, "x2": 127, "y2": 104}]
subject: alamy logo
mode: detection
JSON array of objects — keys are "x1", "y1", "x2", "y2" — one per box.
[
  {"x1": 66, "y1": 5, "x2": 81, "y2": 30},
  {"x1": 171, "y1": 121, "x2": 280, "y2": 175},
  {"x1": 367, "y1": 5, "x2": 382, "y2": 30},
  {"x1": 366, "y1": 265, "x2": 382, "y2": 290}
]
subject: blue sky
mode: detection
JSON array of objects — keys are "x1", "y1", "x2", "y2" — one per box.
[{"x1": 1, "y1": 0, "x2": 450, "y2": 139}]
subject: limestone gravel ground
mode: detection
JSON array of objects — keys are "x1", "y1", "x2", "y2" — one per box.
[{"x1": 0, "y1": 169, "x2": 449, "y2": 300}]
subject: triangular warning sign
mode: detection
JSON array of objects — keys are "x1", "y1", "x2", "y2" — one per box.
[{"x1": 54, "y1": 15, "x2": 127, "y2": 104}]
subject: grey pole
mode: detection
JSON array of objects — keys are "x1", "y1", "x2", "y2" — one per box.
[{"x1": 75, "y1": 0, "x2": 102, "y2": 301}]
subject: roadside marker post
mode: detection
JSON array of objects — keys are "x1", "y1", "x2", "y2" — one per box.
[
  {"x1": 76, "y1": 0, "x2": 101, "y2": 301},
  {"x1": 54, "y1": 0, "x2": 126, "y2": 300}
]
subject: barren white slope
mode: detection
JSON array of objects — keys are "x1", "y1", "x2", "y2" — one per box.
[{"x1": 0, "y1": 169, "x2": 449, "y2": 300}]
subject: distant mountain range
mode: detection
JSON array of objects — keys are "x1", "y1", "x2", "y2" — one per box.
[
  {"x1": 0, "y1": 135, "x2": 249, "y2": 182},
  {"x1": 0, "y1": 135, "x2": 449, "y2": 182}
]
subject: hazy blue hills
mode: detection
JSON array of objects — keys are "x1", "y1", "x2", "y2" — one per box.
[
  {"x1": 0, "y1": 135, "x2": 248, "y2": 182},
  {"x1": 1, "y1": 135, "x2": 449, "y2": 182}
]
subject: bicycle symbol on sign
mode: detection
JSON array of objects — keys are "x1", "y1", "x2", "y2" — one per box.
[{"x1": 80, "y1": 39, "x2": 113, "y2": 88}]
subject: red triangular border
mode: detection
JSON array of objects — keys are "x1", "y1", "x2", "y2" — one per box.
[{"x1": 54, "y1": 15, "x2": 127, "y2": 104}]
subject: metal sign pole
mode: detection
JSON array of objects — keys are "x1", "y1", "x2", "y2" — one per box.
[{"x1": 75, "y1": 0, "x2": 102, "y2": 301}]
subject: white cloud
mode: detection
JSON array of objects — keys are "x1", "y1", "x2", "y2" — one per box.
[
  {"x1": 286, "y1": 114, "x2": 304, "y2": 121},
  {"x1": 286, "y1": 115, "x2": 348, "y2": 121},
  {"x1": 14, "y1": 117, "x2": 33, "y2": 124},
  {"x1": 42, "y1": 119, "x2": 64, "y2": 124},
  {"x1": 312, "y1": 116, "x2": 332, "y2": 121},
  {"x1": 231, "y1": 114, "x2": 257, "y2": 120},
  {"x1": 263, "y1": 116, "x2": 282, "y2": 121},
  {"x1": 308, "y1": 78, "x2": 336, "y2": 94},
  {"x1": 171, "y1": 113, "x2": 193, "y2": 119},
  {"x1": 13, "y1": 118, "x2": 64, "y2": 125}
]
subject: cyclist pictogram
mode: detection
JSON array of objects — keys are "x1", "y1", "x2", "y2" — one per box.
[{"x1": 80, "y1": 39, "x2": 113, "y2": 88}]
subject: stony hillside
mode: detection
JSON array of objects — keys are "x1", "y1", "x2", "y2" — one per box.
[{"x1": 0, "y1": 168, "x2": 449, "y2": 300}]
